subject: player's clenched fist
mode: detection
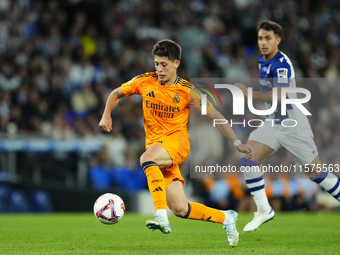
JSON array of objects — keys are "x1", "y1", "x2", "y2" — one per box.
[
  {"x1": 236, "y1": 144, "x2": 255, "y2": 159},
  {"x1": 99, "y1": 115, "x2": 112, "y2": 132}
]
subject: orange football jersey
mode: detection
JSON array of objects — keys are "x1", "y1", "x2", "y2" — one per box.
[{"x1": 121, "y1": 71, "x2": 212, "y2": 146}]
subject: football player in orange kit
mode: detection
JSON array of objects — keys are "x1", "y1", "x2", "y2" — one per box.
[{"x1": 99, "y1": 39, "x2": 254, "y2": 247}]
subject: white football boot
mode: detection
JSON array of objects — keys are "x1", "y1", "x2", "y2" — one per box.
[
  {"x1": 146, "y1": 215, "x2": 171, "y2": 235},
  {"x1": 223, "y1": 210, "x2": 239, "y2": 247},
  {"x1": 243, "y1": 208, "x2": 275, "y2": 232}
]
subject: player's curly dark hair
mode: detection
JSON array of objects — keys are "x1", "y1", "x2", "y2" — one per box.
[
  {"x1": 152, "y1": 39, "x2": 182, "y2": 62},
  {"x1": 257, "y1": 20, "x2": 282, "y2": 37}
]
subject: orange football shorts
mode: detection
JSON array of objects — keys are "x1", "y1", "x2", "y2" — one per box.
[{"x1": 148, "y1": 132, "x2": 190, "y2": 187}]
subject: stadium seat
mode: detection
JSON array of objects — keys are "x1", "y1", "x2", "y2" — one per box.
[
  {"x1": 0, "y1": 185, "x2": 11, "y2": 213},
  {"x1": 8, "y1": 190, "x2": 30, "y2": 213},
  {"x1": 30, "y1": 190, "x2": 54, "y2": 213},
  {"x1": 110, "y1": 166, "x2": 147, "y2": 193},
  {"x1": 88, "y1": 166, "x2": 112, "y2": 191}
]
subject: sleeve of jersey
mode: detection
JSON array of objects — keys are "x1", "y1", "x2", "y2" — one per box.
[
  {"x1": 121, "y1": 76, "x2": 142, "y2": 97},
  {"x1": 273, "y1": 62, "x2": 291, "y2": 87},
  {"x1": 189, "y1": 85, "x2": 213, "y2": 114}
]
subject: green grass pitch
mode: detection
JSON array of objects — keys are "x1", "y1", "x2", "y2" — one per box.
[{"x1": 0, "y1": 212, "x2": 339, "y2": 254}]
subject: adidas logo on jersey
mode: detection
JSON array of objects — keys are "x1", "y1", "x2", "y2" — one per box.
[
  {"x1": 153, "y1": 186, "x2": 163, "y2": 192},
  {"x1": 146, "y1": 91, "x2": 155, "y2": 98}
]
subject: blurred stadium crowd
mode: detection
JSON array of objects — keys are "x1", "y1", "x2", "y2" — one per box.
[{"x1": 0, "y1": 0, "x2": 340, "y2": 212}]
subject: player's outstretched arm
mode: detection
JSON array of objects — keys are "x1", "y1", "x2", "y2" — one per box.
[
  {"x1": 207, "y1": 108, "x2": 255, "y2": 158},
  {"x1": 234, "y1": 83, "x2": 282, "y2": 103},
  {"x1": 99, "y1": 87, "x2": 125, "y2": 132}
]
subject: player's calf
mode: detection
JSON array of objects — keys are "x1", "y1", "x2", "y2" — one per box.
[
  {"x1": 168, "y1": 200, "x2": 189, "y2": 218},
  {"x1": 180, "y1": 203, "x2": 239, "y2": 247}
]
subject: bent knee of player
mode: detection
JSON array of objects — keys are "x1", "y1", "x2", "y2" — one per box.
[
  {"x1": 140, "y1": 151, "x2": 172, "y2": 168},
  {"x1": 139, "y1": 152, "x2": 154, "y2": 165},
  {"x1": 139, "y1": 154, "x2": 146, "y2": 166},
  {"x1": 168, "y1": 201, "x2": 188, "y2": 217}
]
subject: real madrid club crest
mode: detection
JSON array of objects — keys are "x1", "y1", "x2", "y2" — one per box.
[{"x1": 173, "y1": 93, "x2": 180, "y2": 103}]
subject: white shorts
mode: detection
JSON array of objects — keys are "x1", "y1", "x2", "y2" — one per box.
[{"x1": 248, "y1": 122, "x2": 318, "y2": 165}]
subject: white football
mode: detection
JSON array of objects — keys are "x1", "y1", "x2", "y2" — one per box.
[{"x1": 93, "y1": 193, "x2": 125, "y2": 224}]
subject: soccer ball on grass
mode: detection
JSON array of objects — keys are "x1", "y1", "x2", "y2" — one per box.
[{"x1": 93, "y1": 193, "x2": 125, "y2": 224}]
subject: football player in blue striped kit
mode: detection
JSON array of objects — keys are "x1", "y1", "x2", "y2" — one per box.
[{"x1": 235, "y1": 20, "x2": 340, "y2": 232}]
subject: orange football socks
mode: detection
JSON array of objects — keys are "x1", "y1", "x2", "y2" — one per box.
[
  {"x1": 142, "y1": 161, "x2": 167, "y2": 210},
  {"x1": 184, "y1": 202, "x2": 225, "y2": 223}
]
